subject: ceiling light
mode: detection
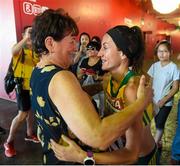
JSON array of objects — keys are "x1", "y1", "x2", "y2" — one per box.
[{"x1": 151, "y1": 0, "x2": 180, "y2": 14}]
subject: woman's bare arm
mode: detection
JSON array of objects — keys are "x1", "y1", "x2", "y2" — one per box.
[{"x1": 49, "y1": 71, "x2": 152, "y2": 149}]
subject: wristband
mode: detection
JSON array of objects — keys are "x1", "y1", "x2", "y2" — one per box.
[{"x1": 83, "y1": 151, "x2": 95, "y2": 165}]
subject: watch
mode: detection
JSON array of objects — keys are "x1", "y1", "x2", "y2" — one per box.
[{"x1": 83, "y1": 151, "x2": 95, "y2": 165}]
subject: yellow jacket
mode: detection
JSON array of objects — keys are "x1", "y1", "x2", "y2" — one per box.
[{"x1": 12, "y1": 48, "x2": 39, "y2": 90}]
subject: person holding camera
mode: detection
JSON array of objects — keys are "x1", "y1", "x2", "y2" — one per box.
[
  {"x1": 70, "y1": 32, "x2": 90, "y2": 76},
  {"x1": 4, "y1": 26, "x2": 40, "y2": 158}
]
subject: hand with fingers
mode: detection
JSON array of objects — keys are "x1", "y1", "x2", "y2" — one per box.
[
  {"x1": 50, "y1": 135, "x2": 86, "y2": 163},
  {"x1": 24, "y1": 27, "x2": 32, "y2": 39},
  {"x1": 137, "y1": 75, "x2": 153, "y2": 108}
]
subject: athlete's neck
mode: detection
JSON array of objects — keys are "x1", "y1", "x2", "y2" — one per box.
[{"x1": 111, "y1": 68, "x2": 129, "y2": 83}]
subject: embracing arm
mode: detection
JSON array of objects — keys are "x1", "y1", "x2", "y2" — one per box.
[
  {"x1": 49, "y1": 71, "x2": 152, "y2": 149},
  {"x1": 50, "y1": 77, "x2": 143, "y2": 164},
  {"x1": 93, "y1": 118, "x2": 142, "y2": 164},
  {"x1": 50, "y1": 118, "x2": 142, "y2": 164}
]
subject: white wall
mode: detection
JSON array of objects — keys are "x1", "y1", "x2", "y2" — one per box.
[{"x1": 0, "y1": 0, "x2": 17, "y2": 100}]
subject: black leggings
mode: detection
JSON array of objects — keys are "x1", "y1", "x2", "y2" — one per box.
[{"x1": 155, "y1": 106, "x2": 172, "y2": 129}]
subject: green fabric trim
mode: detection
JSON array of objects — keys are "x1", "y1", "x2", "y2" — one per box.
[
  {"x1": 110, "y1": 70, "x2": 136, "y2": 97},
  {"x1": 144, "y1": 110, "x2": 151, "y2": 123},
  {"x1": 142, "y1": 115, "x2": 148, "y2": 126},
  {"x1": 142, "y1": 110, "x2": 151, "y2": 126}
]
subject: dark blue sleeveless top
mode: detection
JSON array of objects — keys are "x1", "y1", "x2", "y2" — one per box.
[{"x1": 30, "y1": 65, "x2": 76, "y2": 165}]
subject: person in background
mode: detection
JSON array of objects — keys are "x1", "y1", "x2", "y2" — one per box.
[
  {"x1": 50, "y1": 25, "x2": 157, "y2": 165},
  {"x1": 171, "y1": 98, "x2": 180, "y2": 165},
  {"x1": 30, "y1": 9, "x2": 152, "y2": 164},
  {"x1": 78, "y1": 41, "x2": 105, "y2": 113},
  {"x1": 148, "y1": 40, "x2": 179, "y2": 163},
  {"x1": 71, "y1": 32, "x2": 90, "y2": 75},
  {"x1": 0, "y1": 126, "x2": 6, "y2": 135},
  {"x1": 77, "y1": 41, "x2": 104, "y2": 82},
  {"x1": 91, "y1": 35, "x2": 101, "y2": 46},
  {"x1": 4, "y1": 26, "x2": 40, "y2": 158},
  {"x1": 171, "y1": 54, "x2": 180, "y2": 165}
]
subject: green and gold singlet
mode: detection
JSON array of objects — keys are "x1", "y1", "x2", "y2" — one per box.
[
  {"x1": 105, "y1": 71, "x2": 154, "y2": 151},
  {"x1": 105, "y1": 70, "x2": 153, "y2": 126}
]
